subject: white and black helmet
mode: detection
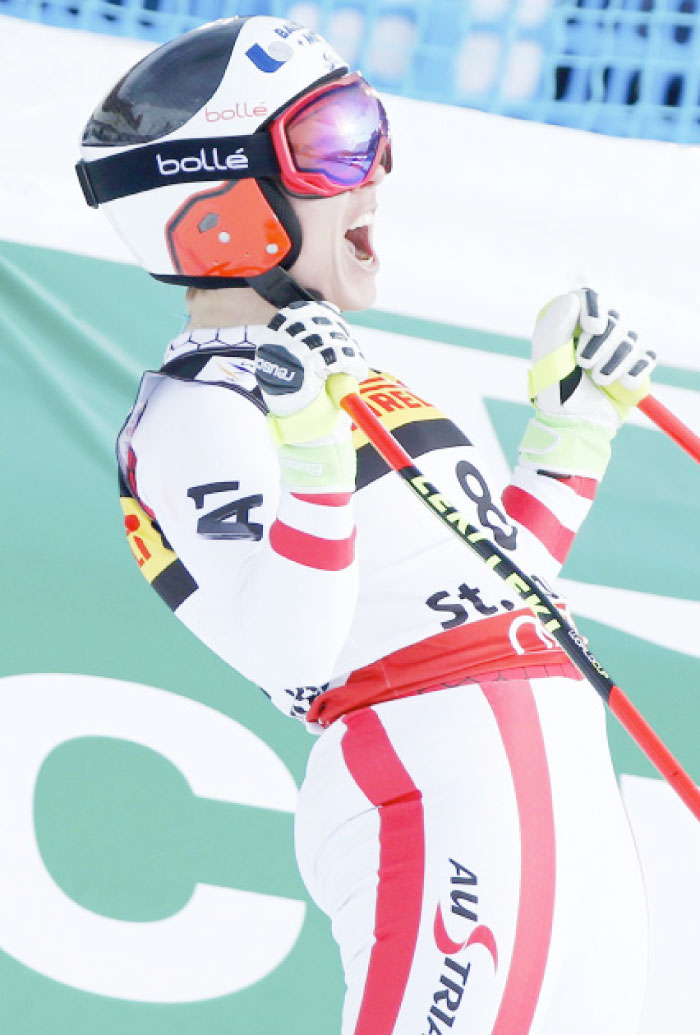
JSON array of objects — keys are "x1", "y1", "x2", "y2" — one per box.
[{"x1": 76, "y1": 16, "x2": 349, "y2": 298}]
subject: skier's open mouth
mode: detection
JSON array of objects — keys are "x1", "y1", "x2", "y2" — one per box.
[{"x1": 344, "y1": 211, "x2": 376, "y2": 264}]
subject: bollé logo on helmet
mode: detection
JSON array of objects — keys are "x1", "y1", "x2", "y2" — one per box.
[
  {"x1": 205, "y1": 103, "x2": 269, "y2": 121},
  {"x1": 156, "y1": 148, "x2": 249, "y2": 177}
]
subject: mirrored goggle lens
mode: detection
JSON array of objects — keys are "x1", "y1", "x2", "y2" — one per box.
[{"x1": 285, "y1": 80, "x2": 390, "y2": 187}]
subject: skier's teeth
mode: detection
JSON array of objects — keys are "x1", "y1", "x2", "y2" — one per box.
[{"x1": 348, "y1": 211, "x2": 374, "y2": 231}]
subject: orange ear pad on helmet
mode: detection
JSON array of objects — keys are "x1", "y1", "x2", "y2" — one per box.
[{"x1": 164, "y1": 178, "x2": 301, "y2": 284}]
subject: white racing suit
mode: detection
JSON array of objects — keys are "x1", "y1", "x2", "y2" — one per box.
[{"x1": 118, "y1": 326, "x2": 648, "y2": 1035}]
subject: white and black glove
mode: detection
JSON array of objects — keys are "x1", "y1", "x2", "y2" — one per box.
[
  {"x1": 252, "y1": 301, "x2": 369, "y2": 492},
  {"x1": 254, "y1": 300, "x2": 368, "y2": 423},
  {"x1": 532, "y1": 287, "x2": 657, "y2": 429},
  {"x1": 521, "y1": 287, "x2": 657, "y2": 478}
]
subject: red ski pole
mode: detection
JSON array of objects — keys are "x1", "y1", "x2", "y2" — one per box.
[
  {"x1": 638, "y1": 394, "x2": 700, "y2": 465},
  {"x1": 328, "y1": 376, "x2": 700, "y2": 822}
]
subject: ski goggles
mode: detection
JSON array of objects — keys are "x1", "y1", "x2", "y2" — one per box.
[
  {"x1": 270, "y1": 72, "x2": 392, "y2": 197},
  {"x1": 76, "y1": 73, "x2": 391, "y2": 209}
]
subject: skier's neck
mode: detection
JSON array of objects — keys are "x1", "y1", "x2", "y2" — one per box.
[{"x1": 185, "y1": 286, "x2": 277, "y2": 330}]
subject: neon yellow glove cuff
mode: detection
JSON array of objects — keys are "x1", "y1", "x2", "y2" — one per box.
[
  {"x1": 277, "y1": 439, "x2": 357, "y2": 492},
  {"x1": 519, "y1": 413, "x2": 614, "y2": 479},
  {"x1": 267, "y1": 389, "x2": 341, "y2": 447}
]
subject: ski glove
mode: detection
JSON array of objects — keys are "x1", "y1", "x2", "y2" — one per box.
[
  {"x1": 254, "y1": 301, "x2": 368, "y2": 433},
  {"x1": 520, "y1": 288, "x2": 657, "y2": 479},
  {"x1": 253, "y1": 301, "x2": 368, "y2": 493}
]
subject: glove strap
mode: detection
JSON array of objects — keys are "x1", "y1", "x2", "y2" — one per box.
[
  {"x1": 520, "y1": 413, "x2": 614, "y2": 479},
  {"x1": 528, "y1": 339, "x2": 576, "y2": 402},
  {"x1": 602, "y1": 378, "x2": 651, "y2": 423},
  {"x1": 528, "y1": 339, "x2": 651, "y2": 424}
]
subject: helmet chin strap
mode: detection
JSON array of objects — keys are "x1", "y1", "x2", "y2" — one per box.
[{"x1": 247, "y1": 268, "x2": 322, "y2": 309}]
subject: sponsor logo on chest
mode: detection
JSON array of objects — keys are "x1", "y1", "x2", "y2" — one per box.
[{"x1": 352, "y1": 373, "x2": 442, "y2": 444}]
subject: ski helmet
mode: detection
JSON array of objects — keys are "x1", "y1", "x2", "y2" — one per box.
[{"x1": 76, "y1": 16, "x2": 391, "y2": 301}]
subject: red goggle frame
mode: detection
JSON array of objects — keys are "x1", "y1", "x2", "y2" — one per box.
[{"x1": 270, "y1": 72, "x2": 392, "y2": 198}]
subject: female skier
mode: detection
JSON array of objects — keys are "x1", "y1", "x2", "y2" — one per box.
[{"x1": 76, "y1": 15, "x2": 655, "y2": 1034}]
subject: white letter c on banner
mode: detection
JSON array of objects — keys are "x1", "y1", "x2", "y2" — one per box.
[{"x1": 0, "y1": 673, "x2": 305, "y2": 1003}]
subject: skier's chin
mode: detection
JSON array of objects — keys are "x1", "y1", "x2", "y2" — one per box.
[
  {"x1": 331, "y1": 273, "x2": 378, "y2": 312},
  {"x1": 335, "y1": 247, "x2": 380, "y2": 311},
  {"x1": 296, "y1": 258, "x2": 378, "y2": 312}
]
